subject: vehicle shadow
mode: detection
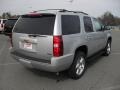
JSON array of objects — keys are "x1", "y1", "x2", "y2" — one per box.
[
  {"x1": 26, "y1": 52, "x2": 104, "y2": 82},
  {"x1": 27, "y1": 67, "x2": 69, "y2": 82},
  {"x1": 87, "y1": 52, "x2": 104, "y2": 68}
]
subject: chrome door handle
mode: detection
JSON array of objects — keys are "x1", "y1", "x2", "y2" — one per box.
[{"x1": 87, "y1": 36, "x2": 93, "y2": 40}]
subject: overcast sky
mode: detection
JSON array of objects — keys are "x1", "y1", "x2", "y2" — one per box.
[{"x1": 0, "y1": 0, "x2": 120, "y2": 17}]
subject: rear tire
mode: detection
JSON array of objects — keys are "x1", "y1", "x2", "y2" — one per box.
[
  {"x1": 103, "y1": 40, "x2": 111, "y2": 56},
  {"x1": 68, "y1": 51, "x2": 86, "y2": 80}
]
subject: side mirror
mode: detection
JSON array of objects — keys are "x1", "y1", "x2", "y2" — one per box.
[
  {"x1": 99, "y1": 26, "x2": 105, "y2": 31},
  {"x1": 106, "y1": 26, "x2": 111, "y2": 30},
  {"x1": 101, "y1": 26, "x2": 110, "y2": 31}
]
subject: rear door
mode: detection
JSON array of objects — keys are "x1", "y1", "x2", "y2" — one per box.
[
  {"x1": 13, "y1": 14, "x2": 56, "y2": 60},
  {"x1": 83, "y1": 16, "x2": 98, "y2": 56},
  {"x1": 61, "y1": 15, "x2": 81, "y2": 55},
  {"x1": 92, "y1": 18, "x2": 106, "y2": 50}
]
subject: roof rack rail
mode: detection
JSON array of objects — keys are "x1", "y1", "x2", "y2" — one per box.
[
  {"x1": 59, "y1": 10, "x2": 88, "y2": 15},
  {"x1": 32, "y1": 9, "x2": 88, "y2": 15},
  {"x1": 33, "y1": 9, "x2": 67, "y2": 12}
]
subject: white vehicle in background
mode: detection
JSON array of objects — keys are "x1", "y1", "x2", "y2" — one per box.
[{"x1": 0, "y1": 19, "x2": 7, "y2": 33}]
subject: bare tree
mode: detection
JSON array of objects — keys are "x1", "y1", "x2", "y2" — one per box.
[
  {"x1": 2, "y1": 12, "x2": 12, "y2": 19},
  {"x1": 1, "y1": 12, "x2": 19, "y2": 19},
  {"x1": 98, "y1": 11, "x2": 120, "y2": 26}
]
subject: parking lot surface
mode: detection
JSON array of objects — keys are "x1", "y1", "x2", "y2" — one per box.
[{"x1": 0, "y1": 30, "x2": 120, "y2": 90}]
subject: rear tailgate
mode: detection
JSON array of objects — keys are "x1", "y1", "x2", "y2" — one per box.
[
  {"x1": 12, "y1": 14, "x2": 55, "y2": 61},
  {"x1": 12, "y1": 33, "x2": 53, "y2": 60}
]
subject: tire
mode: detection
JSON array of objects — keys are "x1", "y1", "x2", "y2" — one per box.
[
  {"x1": 103, "y1": 40, "x2": 111, "y2": 56},
  {"x1": 68, "y1": 51, "x2": 86, "y2": 80}
]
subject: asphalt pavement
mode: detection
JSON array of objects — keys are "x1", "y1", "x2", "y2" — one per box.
[{"x1": 0, "y1": 30, "x2": 120, "y2": 90}]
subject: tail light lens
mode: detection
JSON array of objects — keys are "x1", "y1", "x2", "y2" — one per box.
[{"x1": 53, "y1": 36, "x2": 63, "y2": 57}]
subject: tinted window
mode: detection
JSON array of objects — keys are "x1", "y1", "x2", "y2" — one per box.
[
  {"x1": 62, "y1": 15, "x2": 80, "y2": 35},
  {"x1": 5, "y1": 19, "x2": 17, "y2": 26},
  {"x1": 93, "y1": 18, "x2": 102, "y2": 31},
  {"x1": 0, "y1": 20, "x2": 1, "y2": 23},
  {"x1": 3, "y1": 20, "x2": 7, "y2": 23},
  {"x1": 13, "y1": 15, "x2": 55, "y2": 35},
  {"x1": 83, "y1": 16, "x2": 93, "y2": 33}
]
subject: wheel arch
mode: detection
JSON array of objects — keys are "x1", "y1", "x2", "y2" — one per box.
[
  {"x1": 74, "y1": 45, "x2": 88, "y2": 57},
  {"x1": 108, "y1": 37, "x2": 112, "y2": 42}
]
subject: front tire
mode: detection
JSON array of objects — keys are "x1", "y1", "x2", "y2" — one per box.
[
  {"x1": 103, "y1": 40, "x2": 111, "y2": 56},
  {"x1": 68, "y1": 51, "x2": 86, "y2": 80}
]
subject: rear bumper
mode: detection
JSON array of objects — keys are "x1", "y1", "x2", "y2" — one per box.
[{"x1": 10, "y1": 50, "x2": 74, "y2": 72}]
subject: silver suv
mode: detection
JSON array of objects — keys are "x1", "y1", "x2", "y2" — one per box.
[{"x1": 10, "y1": 9, "x2": 112, "y2": 79}]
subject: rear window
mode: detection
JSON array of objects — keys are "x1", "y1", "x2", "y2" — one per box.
[
  {"x1": 13, "y1": 14, "x2": 55, "y2": 35},
  {"x1": 5, "y1": 19, "x2": 17, "y2": 26}
]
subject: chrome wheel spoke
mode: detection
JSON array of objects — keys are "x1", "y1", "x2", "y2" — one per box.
[
  {"x1": 81, "y1": 64, "x2": 84, "y2": 69},
  {"x1": 80, "y1": 58, "x2": 83, "y2": 63},
  {"x1": 107, "y1": 43, "x2": 111, "y2": 53},
  {"x1": 76, "y1": 63, "x2": 79, "y2": 68},
  {"x1": 76, "y1": 69, "x2": 80, "y2": 75},
  {"x1": 76, "y1": 57, "x2": 85, "y2": 75}
]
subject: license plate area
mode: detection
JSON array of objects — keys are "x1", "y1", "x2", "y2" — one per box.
[
  {"x1": 19, "y1": 40, "x2": 36, "y2": 52},
  {"x1": 23, "y1": 42, "x2": 32, "y2": 50}
]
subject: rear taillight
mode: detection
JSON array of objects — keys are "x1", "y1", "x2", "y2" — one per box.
[
  {"x1": 9, "y1": 34, "x2": 13, "y2": 47},
  {"x1": 53, "y1": 36, "x2": 63, "y2": 57}
]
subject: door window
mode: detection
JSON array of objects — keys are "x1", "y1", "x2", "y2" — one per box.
[
  {"x1": 83, "y1": 16, "x2": 94, "y2": 33},
  {"x1": 93, "y1": 18, "x2": 102, "y2": 31},
  {"x1": 62, "y1": 15, "x2": 80, "y2": 35}
]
